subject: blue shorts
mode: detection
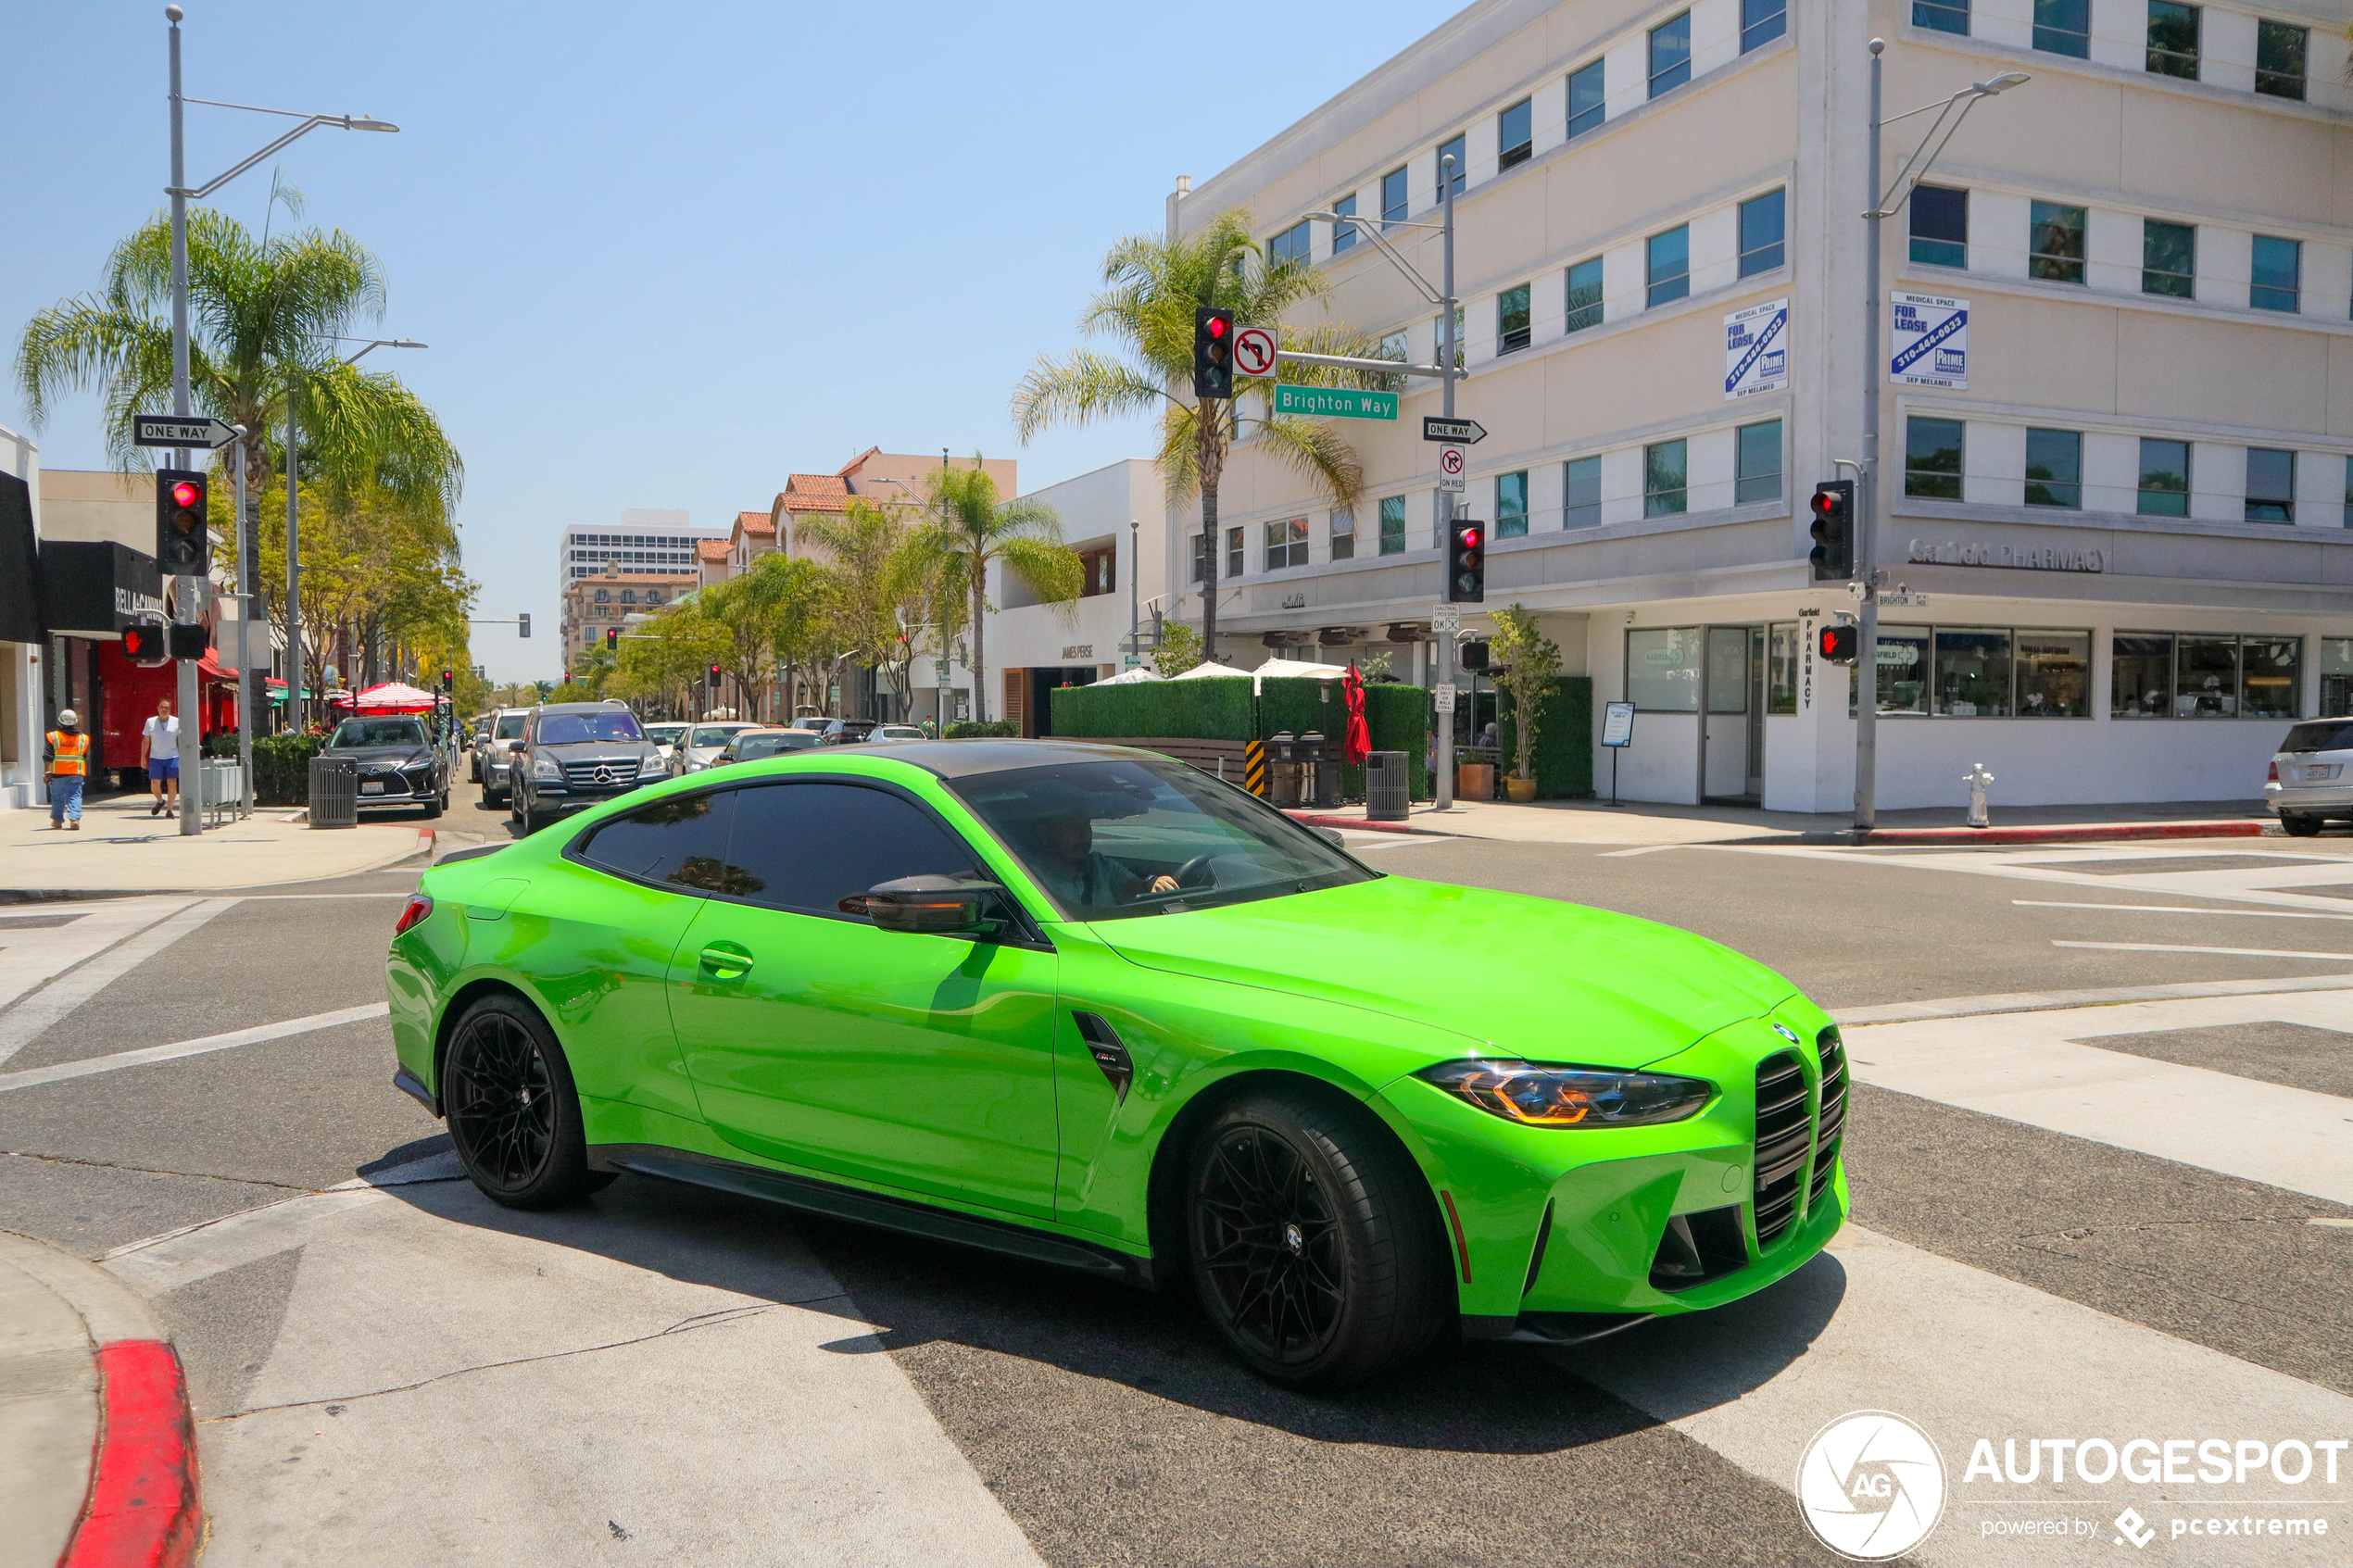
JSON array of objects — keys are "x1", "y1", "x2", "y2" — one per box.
[{"x1": 148, "y1": 756, "x2": 180, "y2": 782}]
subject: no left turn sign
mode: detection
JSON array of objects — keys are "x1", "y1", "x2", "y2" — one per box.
[
  {"x1": 1438, "y1": 444, "x2": 1466, "y2": 492},
  {"x1": 1233, "y1": 326, "x2": 1277, "y2": 379}
]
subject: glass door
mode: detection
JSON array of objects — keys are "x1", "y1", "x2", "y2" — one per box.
[{"x1": 1701, "y1": 626, "x2": 1754, "y2": 803}]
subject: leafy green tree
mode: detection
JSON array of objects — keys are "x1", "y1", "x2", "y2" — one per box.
[
  {"x1": 1152, "y1": 621, "x2": 1203, "y2": 676},
  {"x1": 915, "y1": 462, "x2": 1080, "y2": 722},
  {"x1": 1488, "y1": 603, "x2": 1563, "y2": 787},
  {"x1": 1011, "y1": 208, "x2": 1387, "y2": 659},
  {"x1": 797, "y1": 498, "x2": 945, "y2": 721}
]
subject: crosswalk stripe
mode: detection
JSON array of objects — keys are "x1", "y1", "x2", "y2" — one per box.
[
  {"x1": 1835, "y1": 974, "x2": 2353, "y2": 1025},
  {"x1": 0, "y1": 1001, "x2": 389, "y2": 1096},
  {"x1": 2013, "y1": 899, "x2": 2353, "y2": 921},
  {"x1": 0, "y1": 897, "x2": 234, "y2": 1066},
  {"x1": 2052, "y1": 940, "x2": 2353, "y2": 960}
]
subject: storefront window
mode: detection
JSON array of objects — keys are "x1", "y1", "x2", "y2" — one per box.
[
  {"x1": 1872, "y1": 628, "x2": 1931, "y2": 715},
  {"x1": 1767, "y1": 621, "x2": 1799, "y2": 714},
  {"x1": 2240, "y1": 634, "x2": 2301, "y2": 720},
  {"x1": 2015, "y1": 631, "x2": 2090, "y2": 716},
  {"x1": 2177, "y1": 633, "x2": 2240, "y2": 717},
  {"x1": 2111, "y1": 633, "x2": 2174, "y2": 717},
  {"x1": 2322, "y1": 637, "x2": 2353, "y2": 717},
  {"x1": 1625, "y1": 627, "x2": 1702, "y2": 712},
  {"x1": 1933, "y1": 628, "x2": 2013, "y2": 716}
]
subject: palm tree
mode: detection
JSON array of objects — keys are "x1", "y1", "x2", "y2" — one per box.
[
  {"x1": 795, "y1": 498, "x2": 939, "y2": 721},
  {"x1": 917, "y1": 463, "x2": 1081, "y2": 724},
  {"x1": 1011, "y1": 207, "x2": 1388, "y2": 659}
]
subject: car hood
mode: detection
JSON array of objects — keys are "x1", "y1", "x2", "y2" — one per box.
[{"x1": 1087, "y1": 874, "x2": 1796, "y2": 1070}]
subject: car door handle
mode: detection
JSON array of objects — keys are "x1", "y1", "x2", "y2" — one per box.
[{"x1": 698, "y1": 942, "x2": 753, "y2": 979}]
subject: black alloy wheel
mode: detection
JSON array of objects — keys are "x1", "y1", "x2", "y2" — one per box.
[{"x1": 443, "y1": 997, "x2": 611, "y2": 1208}]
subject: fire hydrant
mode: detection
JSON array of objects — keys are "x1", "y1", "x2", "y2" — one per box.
[{"x1": 1964, "y1": 761, "x2": 1995, "y2": 828}]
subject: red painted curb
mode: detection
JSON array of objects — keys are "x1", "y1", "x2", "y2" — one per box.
[
  {"x1": 1286, "y1": 810, "x2": 1443, "y2": 836},
  {"x1": 60, "y1": 1340, "x2": 201, "y2": 1568},
  {"x1": 1854, "y1": 821, "x2": 2264, "y2": 847}
]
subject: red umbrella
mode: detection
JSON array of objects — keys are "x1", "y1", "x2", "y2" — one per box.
[{"x1": 1341, "y1": 665, "x2": 1371, "y2": 764}]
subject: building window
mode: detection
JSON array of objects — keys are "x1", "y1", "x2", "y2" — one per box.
[
  {"x1": 2111, "y1": 633, "x2": 2174, "y2": 716},
  {"x1": 1565, "y1": 456, "x2": 1603, "y2": 529},
  {"x1": 646, "y1": 591, "x2": 663, "y2": 606},
  {"x1": 1646, "y1": 226, "x2": 1691, "y2": 307},
  {"x1": 2033, "y1": 0, "x2": 2090, "y2": 56},
  {"x1": 1644, "y1": 440, "x2": 1689, "y2": 516},
  {"x1": 1226, "y1": 526, "x2": 1245, "y2": 579},
  {"x1": 1077, "y1": 543, "x2": 1117, "y2": 596},
  {"x1": 1267, "y1": 220, "x2": 1311, "y2": 268},
  {"x1": 2344, "y1": 455, "x2": 2353, "y2": 529},
  {"x1": 1378, "y1": 495, "x2": 1406, "y2": 555},
  {"x1": 1498, "y1": 98, "x2": 1532, "y2": 169},
  {"x1": 1736, "y1": 420, "x2": 1783, "y2": 504},
  {"x1": 1331, "y1": 194, "x2": 1357, "y2": 254},
  {"x1": 1329, "y1": 508, "x2": 1355, "y2": 560},
  {"x1": 2244, "y1": 634, "x2": 2302, "y2": 717},
  {"x1": 2143, "y1": 219, "x2": 2196, "y2": 298},
  {"x1": 1265, "y1": 517, "x2": 1309, "y2": 571},
  {"x1": 2246, "y1": 447, "x2": 2296, "y2": 522},
  {"x1": 1565, "y1": 257, "x2": 1604, "y2": 332},
  {"x1": 2147, "y1": 0, "x2": 2199, "y2": 78},
  {"x1": 2024, "y1": 428, "x2": 2082, "y2": 508},
  {"x1": 1438, "y1": 133, "x2": 1466, "y2": 197},
  {"x1": 2119, "y1": 633, "x2": 2303, "y2": 719},
  {"x1": 1567, "y1": 60, "x2": 1605, "y2": 139},
  {"x1": 2029, "y1": 202, "x2": 2086, "y2": 284},
  {"x1": 2250, "y1": 235, "x2": 2300, "y2": 313},
  {"x1": 1933, "y1": 628, "x2": 2014, "y2": 716},
  {"x1": 1378, "y1": 329, "x2": 1407, "y2": 365},
  {"x1": 2017, "y1": 632, "x2": 2091, "y2": 716},
  {"x1": 1906, "y1": 416, "x2": 1965, "y2": 499},
  {"x1": 1910, "y1": 185, "x2": 1968, "y2": 269},
  {"x1": 1739, "y1": 189, "x2": 1786, "y2": 276},
  {"x1": 2138, "y1": 437, "x2": 2191, "y2": 515},
  {"x1": 594, "y1": 589, "x2": 610, "y2": 603},
  {"x1": 1497, "y1": 283, "x2": 1531, "y2": 353},
  {"x1": 619, "y1": 589, "x2": 636, "y2": 604},
  {"x1": 1742, "y1": 0, "x2": 1787, "y2": 52},
  {"x1": 1915, "y1": 0, "x2": 1970, "y2": 35},
  {"x1": 1862, "y1": 628, "x2": 1930, "y2": 715},
  {"x1": 2257, "y1": 19, "x2": 2308, "y2": 99},
  {"x1": 1381, "y1": 166, "x2": 1409, "y2": 227},
  {"x1": 1648, "y1": 13, "x2": 1692, "y2": 97},
  {"x1": 2322, "y1": 635, "x2": 2353, "y2": 714},
  {"x1": 1626, "y1": 627, "x2": 1703, "y2": 711},
  {"x1": 1496, "y1": 471, "x2": 1529, "y2": 537}
]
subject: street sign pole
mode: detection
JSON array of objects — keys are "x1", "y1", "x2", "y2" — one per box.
[
  {"x1": 232, "y1": 428, "x2": 254, "y2": 818},
  {"x1": 1855, "y1": 41, "x2": 1885, "y2": 834},
  {"x1": 1434, "y1": 153, "x2": 1460, "y2": 812},
  {"x1": 165, "y1": 9, "x2": 204, "y2": 837}
]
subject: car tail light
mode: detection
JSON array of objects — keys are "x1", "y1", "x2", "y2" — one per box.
[
  {"x1": 2268, "y1": 760, "x2": 2279, "y2": 782},
  {"x1": 394, "y1": 893, "x2": 433, "y2": 935}
]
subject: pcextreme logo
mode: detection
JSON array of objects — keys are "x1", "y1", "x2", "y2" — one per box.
[{"x1": 1796, "y1": 1411, "x2": 1948, "y2": 1561}]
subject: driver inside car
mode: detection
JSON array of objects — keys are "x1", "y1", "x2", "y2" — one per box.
[{"x1": 1010, "y1": 781, "x2": 1182, "y2": 908}]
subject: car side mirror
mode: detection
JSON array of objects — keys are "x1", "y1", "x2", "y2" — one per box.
[
  {"x1": 854, "y1": 875, "x2": 1004, "y2": 935},
  {"x1": 508, "y1": 740, "x2": 526, "y2": 753},
  {"x1": 1315, "y1": 827, "x2": 1346, "y2": 848}
]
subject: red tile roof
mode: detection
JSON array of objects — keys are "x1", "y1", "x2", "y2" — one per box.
[
  {"x1": 697, "y1": 538, "x2": 730, "y2": 560},
  {"x1": 734, "y1": 512, "x2": 775, "y2": 536}
]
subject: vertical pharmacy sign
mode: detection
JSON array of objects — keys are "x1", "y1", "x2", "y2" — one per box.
[
  {"x1": 1891, "y1": 293, "x2": 1968, "y2": 388},
  {"x1": 1724, "y1": 298, "x2": 1789, "y2": 400}
]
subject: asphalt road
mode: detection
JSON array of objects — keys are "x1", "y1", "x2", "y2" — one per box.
[{"x1": 5, "y1": 805, "x2": 2351, "y2": 1566}]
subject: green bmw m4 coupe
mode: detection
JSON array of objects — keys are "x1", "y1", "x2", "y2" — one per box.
[{"x1": 387, "y1": 740, "x2": 1846, "y2": 1386}]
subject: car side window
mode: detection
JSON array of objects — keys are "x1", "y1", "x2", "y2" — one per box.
[
  {"x1": 577, "y1": 790, "x2": 743, "y2": 894},
  {"x1": 722, "y1": 782, "x2": 984, "y2": 917}
]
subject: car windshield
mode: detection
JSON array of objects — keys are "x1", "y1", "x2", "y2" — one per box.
[
  {"x1": 645, "y1": 724, "x2": 687, "y2": 746},
  {"x1": 329, "y1": 719, "x2": 427, "y2": 748},
  {"x1": 536, "y1": 711, "x2": 644, "y2": 745},
  {"x1": 2283, "y1": 721, "x2": 2353, "y2": 753},
  {"x1": 494, "y1": 713, "x2": 526, "y2": 739},
  {"x1": 736, "y1": 733, "x2": 821, "y2": 759},
  {"x1": 691, "y1": 725, "x2": 747, "y2": 747},
  {"x1": 949, "y1": 758, "x2": 1372, "y2": 921}
]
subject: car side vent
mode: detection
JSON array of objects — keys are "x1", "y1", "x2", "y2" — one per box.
[
  {"x1": 1809, "y1": 1026, "x2": 1848, "y2": 1214},
  {"x1": 1071, "y1": 1012, "x2": 1132, "y2": 1104},
  {"x1": 1753, "y1": 1050, "x2": 1809, "y2": 1248}
]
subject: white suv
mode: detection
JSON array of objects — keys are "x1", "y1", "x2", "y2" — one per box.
[{"x1": 2266, "y1": 719, "x2": 2353, "y2": 836}]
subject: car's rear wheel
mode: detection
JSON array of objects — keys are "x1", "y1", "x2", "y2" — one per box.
[
  {"x1": 2282, "y1": 812, "x2": 2324, "y2": 837},
  {"x1": 443, "y1": 995, "x2": 613, "y2": 1209},
  {"x1": 1185, "y1": 1088, "x2": 1450, "y2": 1387}
]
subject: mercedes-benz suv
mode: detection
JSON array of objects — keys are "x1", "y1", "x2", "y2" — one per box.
[{"x1": 507, "y1": 701, "x2": 664, "y2": 834}]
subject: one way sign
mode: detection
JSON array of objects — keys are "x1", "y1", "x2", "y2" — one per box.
[
  {"x1": 1422, "y1": 417, "x2": 1486, "y2": 444},
  {"x1": 132, "y1": 414, "x2": 241, "y2": 449}
]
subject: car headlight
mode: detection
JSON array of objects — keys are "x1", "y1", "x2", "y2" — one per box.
[
  {"x1": 532, "y1": 756, "x2": 562, "y2": 781},
  {"x1": 637, "y1": 755, "x2": 668, "y2": 776},
  {"x1": 1415, "y1": 1060, "x2": 1714, "y2": 1128}
]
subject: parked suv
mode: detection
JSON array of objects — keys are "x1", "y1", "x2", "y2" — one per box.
[
  {"x1": 476, "y1": 708, "x2": 532, "y2": 806},
  {"x1": 508, "y1": 702, "x2": 665, "y2": 834},
  {"x1": 2267, "y1": 718, "x2": 2353, "y2": 836}
]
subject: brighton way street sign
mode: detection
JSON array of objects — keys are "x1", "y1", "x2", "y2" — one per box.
[{"x1": 1272, "y1": 384, "x2": 1397, "y2": 420}]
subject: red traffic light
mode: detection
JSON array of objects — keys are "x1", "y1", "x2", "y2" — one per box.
[
  {"x1": 1207, "y1": 317, "x2": 1227, "y2": 338},
  {"x1": 170, "y1": 480, "x2": 202, "y2": 508},
  {"x1": 1810, "y1": 489, "x2": 1837, "y2": 518},
  {"x1": 121, "y1": 623, "x2": 168, "y2": 663},
  {"x1": 1459, "y1": 527, "x2": 1481, "y2": 550}
]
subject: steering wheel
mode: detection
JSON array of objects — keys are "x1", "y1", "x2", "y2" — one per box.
[{"x1": 1171, "y1": 853, "x2": 1220, "y2": 889}]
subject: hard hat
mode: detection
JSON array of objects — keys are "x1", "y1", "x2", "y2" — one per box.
[{"x1": 57, "y1": 709, "x2": 79, "y2": 726}]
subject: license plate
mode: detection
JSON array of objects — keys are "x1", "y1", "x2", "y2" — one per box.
[
  {"x1": 2297, "y1": 766, "x2": 2340, "y2": 783},
  {"x1": 360, "y1": 782, "x2": 385, "y2": 794}
]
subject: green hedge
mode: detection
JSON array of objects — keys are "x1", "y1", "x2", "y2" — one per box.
[
  {"x1": 1050, "y1": 676, "x2": 1432, "y2": 801},
  {"x1": 944, "y1": 720, "x2": 1019, "y2": 739},
  {"x1": 252, "y1": 732, "x2": 324, "y2": 805},
  {"x1": 1496, "y1": 676, "x2": 1594, "y2": 799}
]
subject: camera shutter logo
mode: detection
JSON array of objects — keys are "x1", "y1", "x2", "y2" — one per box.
[{"x1": 1795, "y1": 1411, "x2": 1946, "y2": 1561}]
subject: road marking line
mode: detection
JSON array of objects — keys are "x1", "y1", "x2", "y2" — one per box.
[
  {"x1": 1835, "y1": 973, "x2": 2353, "y2": 1025},
  {"x1": 2052, "y1": 939, "x2": 2353, "y2": 960},
  {"x1": 229, "y1": 892, "x2": 414, "y2": 899},
  {"x1": 2014, "y1": 899, "x2": 2353, "y2": 920},
  {"x1": 0, "y1": 897, "x2": 237, "y2": 1067},
  {"x1": 0, "y1": 1001, "x2": 390, "y2": 1096},
  {"x1": 1598, "y1": 844, "x2": 1687, "y2": 857}
]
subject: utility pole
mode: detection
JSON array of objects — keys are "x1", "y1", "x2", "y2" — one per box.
[
  {"x1": 1855, "y1": 40, "x2": 1884, "y2": 834},
  {"x1": 1434, "y1": 153, "x2": 1460, "y2": 811},
  {"x1": 284, "y1": 395, "x2": 301, "y2": 736},
  {"x1": 168, "y1": 7, "x2": 201, "y2": 836},
  {"x1": 232, "y1": 425, "x2": 253, "y2": 816}
]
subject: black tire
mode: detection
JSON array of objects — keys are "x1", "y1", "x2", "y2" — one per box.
[
  {"x1": 422, "y1": 792, "x2": 443, "y2": 821},
  {"x1": 483, "y1": 784, "x2": 503, "y2": 809},
  {"x1": 2281, "y1": 813, "x2": 2323, "y2": 837},
  {"x1": 442, "y1": 994, "x2": 615, "y2": 1209},
  {"x1": 1185, "y1": 1087, "x2": 1451, "y2": 1387}
]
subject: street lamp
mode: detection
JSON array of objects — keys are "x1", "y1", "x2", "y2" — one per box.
[
  {"x1": 1850, "y1": 44, "x2": 2028, "y2": 832},
  {"x1": 162, "y1": 3, "x2": 399, "y2": 834}
]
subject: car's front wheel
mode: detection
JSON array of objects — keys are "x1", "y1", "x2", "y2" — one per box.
[
  {"x1": 1185, "y1": 1088, "x2": 1451, "y2": 1387},
  {"x1": 2281, "y1": 813, "x2": 2324, "y2": 837},
  {"x1": 442, "y1": 995, "x2": 614, "y2": 1209}
]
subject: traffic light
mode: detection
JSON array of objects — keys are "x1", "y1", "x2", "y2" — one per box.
[
  {"x1": 1192, "y1": 307, "x2": 1234, "y2": 400},
  {"x1": 440, "y1": 668, "x2": 454, "y2": 691},
  {"x1": 1445, "y1": 520, "x2": 1486, "y2": 604},
  {"x1": 708, "y1": 663, "x2": 722, "y2": 687},
  {"x1": 1808, "y1": 482, "x2": 1855, "y2": 582},
  {"x1": 1819, "y1": 623, "x2": 1858, "y2": 665},
  {"x1": 122, "y1": 622, "x2": 168, "y2": 664},
  {"x1": 167, "y1": 622, "x2": 208, "y2": 659},
  {"x1": 155, "y1": 467, "x2": 209, "y2": 576},
  {"x1": 517, "y1": 612, "x2": 531, "y2": 639},
  {"x1": 1458, "y1": 639, "x2": 1491, "y2": 671},
  {"x1": 605, "y1": 627, "x2": 618, "y2": 651}
]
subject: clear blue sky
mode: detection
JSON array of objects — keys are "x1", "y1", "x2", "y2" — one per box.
[{"x1": 6, "y1": 1, "x2": 1445, "y2": 684}]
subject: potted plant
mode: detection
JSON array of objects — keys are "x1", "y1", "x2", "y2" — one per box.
[{"x1": 1489, "y1": 604, "x2": 1561, "y2": 804}]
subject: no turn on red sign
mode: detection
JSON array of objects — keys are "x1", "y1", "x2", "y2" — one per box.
[
  {"x1": 1232, "y1": 326, "x2": 1277, "y2": 379},
  {"x1": 1438, "y1": 444, "x2": 1466, "y2": 493}
]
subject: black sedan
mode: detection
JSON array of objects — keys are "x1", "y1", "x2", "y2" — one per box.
[{"x1": 321, "y1": 716, "x2": 449, "y2": 819}]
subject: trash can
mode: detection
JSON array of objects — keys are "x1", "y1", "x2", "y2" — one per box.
[
  {"x1": 308, "y1": 755, "x2": 359, "y2": 829},
  {"x1": 1300, "y1": 731, "x2": 1339, "y2": 809},
  {"x1": 1268, "y1": 731, "x2": 1301, "y2": 807},
  {"x1": 1365, "y1": 751, "x2": 1409, "y2": 822}
]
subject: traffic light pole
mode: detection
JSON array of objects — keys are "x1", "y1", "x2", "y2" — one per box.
[
  {"x1": 167, "y1": 11, "x2": 203, "y2": 836},
  {"x1": 1433, "y1": 156, "x2": 1460, "y2": 812},
  {"x1": 1854, "y1": 40, "x2": 1884, "y2": 834}
]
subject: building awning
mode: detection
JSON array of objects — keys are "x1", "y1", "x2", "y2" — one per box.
[{"x1": 37, "y1": 540, "x2": 165, "y2": 638}]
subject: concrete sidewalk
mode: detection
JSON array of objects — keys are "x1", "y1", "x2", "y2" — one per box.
[
  {"x1": 1294, "y1": 795, "x2": 2277, "y2": 846},
  {"x1": 3, "y1": 792, "x2": 435, "y2": 897}
]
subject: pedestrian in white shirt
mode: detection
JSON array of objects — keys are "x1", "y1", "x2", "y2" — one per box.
[{"x1": 142, "y1": 699, "x2": 181, "y2": 817}]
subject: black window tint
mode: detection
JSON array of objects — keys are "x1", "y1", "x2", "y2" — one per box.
[
  {"x1": 580, "y1": 790, "x2": 738, "y2": 893},
  {"x1": 724, "y1": 782, "x2": 983, "y2": 916}
]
